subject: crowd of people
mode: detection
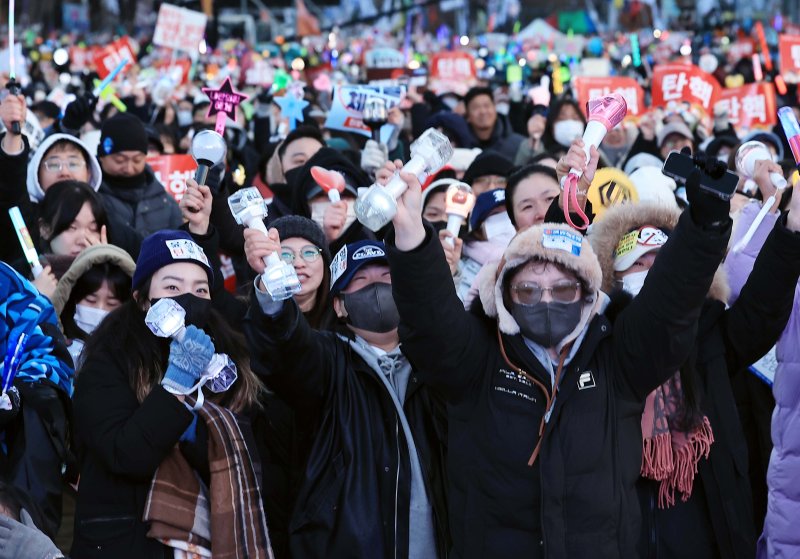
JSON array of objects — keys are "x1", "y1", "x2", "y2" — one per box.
[{"x1": 0, "y1": 9, "x2": 800, "y2": 559}]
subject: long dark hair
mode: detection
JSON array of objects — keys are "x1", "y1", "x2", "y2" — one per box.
[
  {"x1": 61, "y1": 263, "x2": 132, "y2": 341},
  {"x1": 81, "y1": 277, "x2": 263, "y2": 413},
  {"x1": 542, "y1": 97, "x2": 587, "y2": 154},
  {"x1": 38, "y1": 180, "x2": 108, "y2": 250},
  {"x1": 305, "y1": 260, "x2": 335, "y2": 331}
]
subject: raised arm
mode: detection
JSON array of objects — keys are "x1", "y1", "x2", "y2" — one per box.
[
  {"x1": 384, "y1": 161, "x2": 492, "y2": 400},
  {"x1": 613, "y1": 172, "x2": 732, "y2": 400}
]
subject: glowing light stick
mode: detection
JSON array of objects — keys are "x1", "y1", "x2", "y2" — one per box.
[
  {"x1": 355, "y1": 128, "x2": 453, "y2": 232},
  {"x1": 6, "y1": 0, "x2": 21, "y2": 134},
  {"x1": 8, "y1": 207, "x2": 42, "y2": 277},
  {"x1": 202, "y1": 77, "x2": 249, "y2": 136},
  {"x1": 560, "y1": 93, "x2": 628, "y2": 230},
  {"x1": 310, "y1": 166, "x2": 345, "y2": 202},
  {"x1": 630, "y1": 33, "x2": 641, "y2": 67},
  {"x1": 779, "y1": 106, "x2": 800, "y2": 164},
  {"x1": 752, "y1": 54, "x2": 763, "y2": 82},
  {"x1": 444, "y1": 182, "x2": 475, "y2": 247},
  {"x1": 754, "y1": 22, "x2": 773, "y2": 72},
  {"x1": 92, "y1": 57, "x2": 129, "y2": 97},
  {"x1": 228, "y1": 187, "x2": 301, "y2": 300}
]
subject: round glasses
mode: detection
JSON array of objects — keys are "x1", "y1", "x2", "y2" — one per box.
[
  {"x1": 280, "y1": 245, "x2": 322, "y2": 265},
  {"x1": 43, "y1": 158, "x2": 86, "y2": 173},
  {"x1": 511, "y1": 281, "x2": 581, "y2": 306}
]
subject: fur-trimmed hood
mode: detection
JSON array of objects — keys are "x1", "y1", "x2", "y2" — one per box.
[
  {"x1": 476, "y1": 223, "x2": 605, "y2": 349},
  {"x1": 589, "y1": 202, "x2": 730, "y2": 302},
  {"x1": 51, "y1": 244, "x2": 135, "y2": 315}
]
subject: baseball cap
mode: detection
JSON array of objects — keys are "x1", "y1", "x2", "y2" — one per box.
[
  {"x1": 613, "y1": 226, "x2": 669, "y2": 272},
  {"x1": 656, "y1": 121, "x2": 693, "y2": 148},
  {"x1": 470, "y1": 188, "x2": 506, "y2": 231},
  {"x1": 330, "y1": 240, "x2": 389, "y2": 295}
]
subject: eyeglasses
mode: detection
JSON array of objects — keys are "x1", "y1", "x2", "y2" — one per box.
[
  {"x1": 43, "y1": 158, "x2": 86, "y2": 173},
  {"x1": 472, "y1": 175, "x2": 507, "y2": 189},
  {"x1": 280, "y1": 245, "x2": 322, "y2": 264},
  {"x1": 510, "y1": 281, "x2": 581, "y2": 306}
]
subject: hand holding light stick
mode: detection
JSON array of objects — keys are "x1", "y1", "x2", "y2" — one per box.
[
  {"x1": 6, "y1": 0, "x2": 20, "y2": 135},
  {"x1": 443, "y1": 182, "x2": 476, "y2": 246},
  {"x1": 731, "y1": 114, "x2": 795, "y2": 253},
  {"x1": 191, "y1": 130, "x2": 228, "y2": 187},
  {"x1": 8, "y1": 207, "x2": 42, "y2": 278},
  {"x1": 228, "y1": 187, "x2": 302, "y2": 300},
  {"x1": 145, "y1": 299, "x2": 237, "y2": 403},
  {"x1": 355, "y1": 128, "x2": 454, "y2": 232},
  {"x1": 311, "y1": 166, "x2": 346, "y2": 202},
  {"x1": 560, "y1": 93, "x2": 628, "y2": 230}
]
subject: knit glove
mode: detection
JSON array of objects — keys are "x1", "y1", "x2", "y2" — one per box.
[
  {"x1": 162, "y1": 325, "x2": 215, "y2": 395},
  {"x1": 361, "y1": 140, "x2": 388, "y2": 176},
  {"x1": 0, "y1": 510, "x2": 64, "y2": 559},
  {"x1": 685, "y1": 165, "x2": 731, "y2": 228},
  {"x1": 61, "y1": 92, "x2": 98, "y2": 131}
]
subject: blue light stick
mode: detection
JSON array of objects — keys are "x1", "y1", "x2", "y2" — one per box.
[{"x1": 92, "y1": 57, "x2": 130, "y2": 98}]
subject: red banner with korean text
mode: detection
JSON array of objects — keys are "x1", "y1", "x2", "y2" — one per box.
[
  {"x1": 779, "y1": 35, "x2": 800, "y2": 82},
  {"x1": 573, "y1": 77, "x2": 645, "y2": 117},
  {"x1": 93, "y1": 37, "x2": 137, "y2": 79},
  {"x1": 716, "y1": 83, "x2": 777, "y2": 130},
  {"x1": 148, "y1": 154, "x2": 197, "y2": 203},
  {"x1": 651, "y1": 64, "x2": 720, "y2": 113},
  {"x1": 428, "y1": 52, "x2": 476, "y2": 95}
]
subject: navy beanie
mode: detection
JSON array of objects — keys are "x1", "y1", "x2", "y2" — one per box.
[
  {"x1": 99, "y1": 113, "x2": 148, "y2": 156},
  {"x1": 132, "y1": 230, "x2": 214, "y2": 292}
]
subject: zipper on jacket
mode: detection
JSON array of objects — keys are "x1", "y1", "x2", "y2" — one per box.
[{"x1": 394, "y1": 418, "x2": 400, "y2": 559}]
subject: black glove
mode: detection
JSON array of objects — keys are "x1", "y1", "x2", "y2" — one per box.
[
  {"x1": 685, "y1": 168, "x2": 731, "y2": 228},
  {"x1": 61, "y1": 93, "x2": 98, "y2": 131},
  {"x1": 0, "y1": 386, "x2": 20, "y2": 428}
]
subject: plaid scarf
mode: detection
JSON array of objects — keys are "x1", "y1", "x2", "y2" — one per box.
[
  {"x1": 640, "y1": 372, "x2": 714, "y2": 508},
  {"x1": 143, "y1": 400, "x2": 273, "y2": 559}
]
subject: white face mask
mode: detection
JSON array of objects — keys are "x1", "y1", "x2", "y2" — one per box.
[
  {"x1": 553, "y1": 119, "x2": 585, "y2": 147},
  {"x1": 621, "y1": 270, "x2": 649, "y2": 297},
  {"x1": 310, "y1": 200, "x2": 357, "y2": 231},
  {"x1": 73, "y1": 304, "x2": 109, "y2": 335},
  {"x1": 482, "y1": 212, "x2": 516, "y2": 243}
]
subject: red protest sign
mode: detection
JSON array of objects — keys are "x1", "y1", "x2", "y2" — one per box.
[
  {"x1": 574, "y1": 77, "x2": 645, "y2": 117},
  {"x1": 779, "y1": 35, "x2": 800, "y2": 82},
  {"x1": 428, "y1": 52, "x2": 476, "y2": 95},
  {"x1": 93, "y1": 37, "x2": 136, "y2": 79},
  {"x1": 154, "y1": 59, "x2": 192, "y2": 86},
  {"x1": 717, "y1": 83, "x2": 777, "y2": 130},
  {"x1": 651, "y1": 64, "x2": 720, "y2": 112},
  {"x1": 148, "y1": 154, "x2": 197, "y2": 203}
]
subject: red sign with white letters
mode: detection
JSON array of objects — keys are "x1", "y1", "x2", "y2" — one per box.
[
  {"x1": 93, "y1": 37, "x2": 136, "y2": 79},
  {"x1": 779, "y1": 35, "x2": 800, "y2": 82},
  {"x1": 148, "y1": 154, "x2": 197, "y2": 203},
  {"x1": 574, "y1": 77, "x2": 645, "y2": 117},
  {"x1": 716, "y1": 83, "x2": 777, "y2": 130},
  {"x1": 651, "y1": 63, "x2": 720, "y2": 112}
]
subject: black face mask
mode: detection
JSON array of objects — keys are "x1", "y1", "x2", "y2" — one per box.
[
  {"x1": 511, "y1": 301, "x2": 582, "y2": 348},
  {"x1": 342, "y1": 283, "x2": 399, "y2": 334},
  {"x1": 151, "y1": 293, "x2": 213, "y2": 329},
  {"x1": 104, "y1": 170, "x2": 147, "y2": 190}
]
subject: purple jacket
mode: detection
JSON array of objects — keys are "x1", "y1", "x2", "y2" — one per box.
[{"x1": 726, "y1": 202, "x2": 800, "y2": 559}]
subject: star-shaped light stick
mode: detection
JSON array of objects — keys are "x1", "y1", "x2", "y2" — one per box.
[
  {"x1": 274, "y1": 81, "x2": 309, "y2": 131},
  {"x1": 202, "y1": 76, "x2": 249, "y2": 136}
]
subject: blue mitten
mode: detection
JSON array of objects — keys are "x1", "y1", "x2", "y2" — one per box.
[{"x1": 162, "y1": 325, "x2": 215, "y2": 394}]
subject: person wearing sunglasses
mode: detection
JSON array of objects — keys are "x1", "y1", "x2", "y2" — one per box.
[{"x1": 380, "y1": 152, "x2": 740, "y2": 558}]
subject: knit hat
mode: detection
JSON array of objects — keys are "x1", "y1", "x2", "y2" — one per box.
[
  {"x1": 329, "y1": 240, "x2": 388, "y2": 295},
  {"x1": 470, "y1": 188, "x2": 506, "y2": 231},
  {"x1": 656, "y1": 121, "x2": 693, "y2": 148},
  {"x1": 98, "y1": 113, "x2": 148, "y2": 156},
  {"x1": 132, "y1": 230, "x2": 214, "y2": 291},
  {"x1": 462, "y1": 151, "x2": 514, "y2": 185},
  {"x1": 271, "y1": 215, "x2": 331, "y2": 262}
]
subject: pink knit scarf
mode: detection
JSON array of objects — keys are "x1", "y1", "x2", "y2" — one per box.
[{"x1": 640, "y1": 372, "x2": 714, "y2": 508}]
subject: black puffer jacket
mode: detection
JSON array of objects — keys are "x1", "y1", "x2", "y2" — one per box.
[
  {"x1": 244, "y1": 298, "x2": 449, "y2": 559},
  {"x1": 385, "y1": 210, "x2": 730, "y2": 559}
]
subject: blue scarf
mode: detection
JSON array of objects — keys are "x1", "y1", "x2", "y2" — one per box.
[{"x1": 0, "y1": 263, "x2": 74, "y2": 396}]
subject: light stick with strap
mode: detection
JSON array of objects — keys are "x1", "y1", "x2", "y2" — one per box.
[{"x1": 560, "y1": 93, "x2": 627, "y2": 230}]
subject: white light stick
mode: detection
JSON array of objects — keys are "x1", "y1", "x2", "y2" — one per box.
[
  {"x1": 8, "y1": 207, "x2": 43, "y2": 278},
  {"x1": 443, "y1": 181, "x2": 475, "y2": 247}
]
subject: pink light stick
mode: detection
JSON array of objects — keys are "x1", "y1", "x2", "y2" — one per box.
[
  {"x1": 561, "y1": 93, "x2": 628, "y2": 230},
  {"x1": 310, "y1": 166, "x2": 346, "y2": 202}
]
